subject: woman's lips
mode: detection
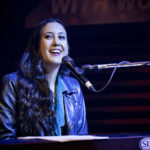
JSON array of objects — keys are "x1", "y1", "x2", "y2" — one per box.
[{"x1": 49, "y1": 49, "x2": 62, "y2": 56}]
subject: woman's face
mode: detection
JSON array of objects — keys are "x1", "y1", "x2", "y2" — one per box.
[{"x1": 40, "y1": 22, "x2": 69, "y2": 66}]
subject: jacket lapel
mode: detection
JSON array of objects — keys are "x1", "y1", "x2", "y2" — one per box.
[{"x1": 61, "y1": 75, "x2": 81, "y2": 134}]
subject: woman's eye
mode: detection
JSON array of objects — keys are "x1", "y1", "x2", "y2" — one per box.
[
  {"x1": 59, "y1": 35, "x2": 65, "y2": 40},
  {"x1": 45, "y1": 35, "x2": 53, "y2": 39}
]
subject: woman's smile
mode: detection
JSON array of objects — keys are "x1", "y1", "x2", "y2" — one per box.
[{"x1": 49, "y1": 48, "x2": 62, "y2": 56}]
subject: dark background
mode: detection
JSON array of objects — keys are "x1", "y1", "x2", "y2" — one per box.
[{"x1": 0, "y1": 0, "x2": 150, "y2": 136}]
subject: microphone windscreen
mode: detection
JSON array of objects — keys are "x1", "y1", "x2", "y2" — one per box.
[{"x1": 62, "y1": 56, "x2": 73, "y2": 65}]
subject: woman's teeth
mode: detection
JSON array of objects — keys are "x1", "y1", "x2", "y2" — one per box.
[{"x1": 50, "y1": 50, "x2": 61, "y2": 54}]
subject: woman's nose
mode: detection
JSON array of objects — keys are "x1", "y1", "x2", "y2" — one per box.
[{"x1": 52, "y1": 37, "x2": 60, "y2": 46}]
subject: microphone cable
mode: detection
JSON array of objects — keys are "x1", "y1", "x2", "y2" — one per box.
[{"x1": 88, "y1": 61, "x2": 130, "y2": 93}]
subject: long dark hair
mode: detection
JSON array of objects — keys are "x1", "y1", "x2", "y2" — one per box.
[{"x1": 17, "y1": 18, "x2": 68, "y2": 136}]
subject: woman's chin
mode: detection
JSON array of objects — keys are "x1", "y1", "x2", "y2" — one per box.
[{"x1": 43, "y1": 60, "x2": 61, "y2": 68}]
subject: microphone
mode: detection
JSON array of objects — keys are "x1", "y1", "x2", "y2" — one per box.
[
  {"x1": 62, "y1": 56, "x2": 96, "y2": 92},
  {"x1": 82, "y1": 61, "x2": 150, "y2": 70}
]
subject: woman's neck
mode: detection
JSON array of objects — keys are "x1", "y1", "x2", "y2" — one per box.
[{"x1": 43, "y1": 62, "x2": 60, "y2": 93}]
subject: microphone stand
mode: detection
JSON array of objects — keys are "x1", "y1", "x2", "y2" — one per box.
[
  {"x1": 81, "y1": 61, "x2": 150, "y2": 70},
  {"x1": 81, "y1": 61, "x2": 150, "y2": 93}
]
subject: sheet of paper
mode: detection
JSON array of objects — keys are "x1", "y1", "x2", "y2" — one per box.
[{"x1": 18, "y1": 135, "x2": 109, "y2": 142}]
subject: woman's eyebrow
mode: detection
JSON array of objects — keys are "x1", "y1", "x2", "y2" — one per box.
[
  {"x1": 58, "y1": 32, "x2": 66, "y2": 35},
  {"x1": 44, "y1": 32, "x2": 65, "y2": 34},
  {"x1": 44, "y1": 32, "x2": 53, "y2": 34}
]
